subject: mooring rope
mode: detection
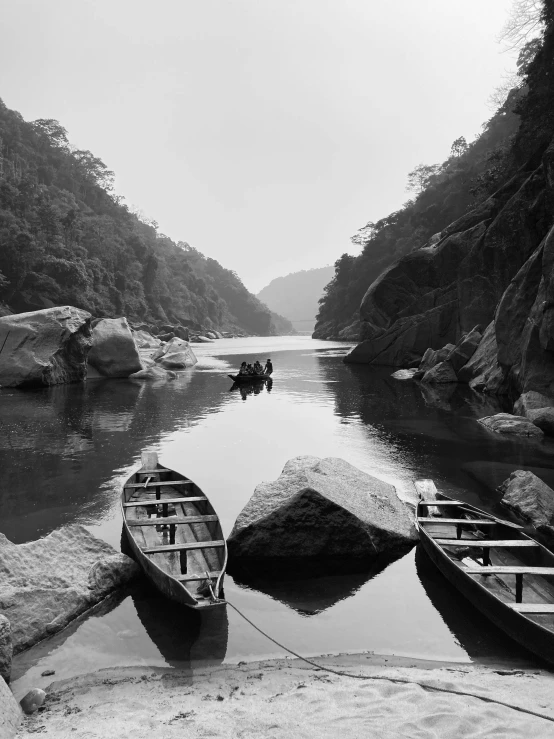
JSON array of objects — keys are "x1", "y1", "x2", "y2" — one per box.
[{"x1": 223, "y1": 599, "x2": 554, "y2": 726}]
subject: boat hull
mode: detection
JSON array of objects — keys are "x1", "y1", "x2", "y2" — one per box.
[
  {"x1": 417, "y1": 495, "x2": 554, "y2": 666},
  {"x1": 228, "y1": 374, "x2": 271, "y2": 382}
]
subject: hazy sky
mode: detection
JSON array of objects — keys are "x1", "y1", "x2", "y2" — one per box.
[{"x1": 2, "y1": 0, "x2": 515, "y2": 292}]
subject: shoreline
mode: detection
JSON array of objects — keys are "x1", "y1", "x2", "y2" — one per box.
[{"x1": 16, "y1": 651, "x2": 554, "y2": 738}]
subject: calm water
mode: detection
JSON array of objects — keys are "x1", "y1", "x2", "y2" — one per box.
[{"x1": 3, "y1": 336, "x2": 554, "y2": 697}]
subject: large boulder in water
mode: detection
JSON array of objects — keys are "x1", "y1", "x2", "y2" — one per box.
[
  {"x1": 499, "y1": 470, "x2": 554, "y2": 545},
  {"x1": 477, "y1": 413, "x2": 544, "y2": 437},
  {"x1": 87, "y1": 317, "x2": 142, "y2": 378},
  {"x1": 0, "y1": 306, "x2": 91, "y2": 388},
  {"x1": 153, "y1": 337, "x2": 197, "y2": 369},
  {"x1": 227, "y1": 456, "x2": 417, "y2": 570},
  {"x1": 0, "y1": 525, "x2": 141, "y2": 654}
]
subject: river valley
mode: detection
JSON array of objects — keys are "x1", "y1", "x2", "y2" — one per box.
[{"x1": 3, "y1": 336, "x2": 554, "y2": 699}]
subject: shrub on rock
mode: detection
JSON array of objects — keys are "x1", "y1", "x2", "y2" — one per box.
[{"x1": 0, "y1": 306, "x2": 91, "y2": 388}]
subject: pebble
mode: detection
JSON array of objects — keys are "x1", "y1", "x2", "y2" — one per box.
[{"x1": 41, "y1": 669, "x2": 55, "y2": 677}]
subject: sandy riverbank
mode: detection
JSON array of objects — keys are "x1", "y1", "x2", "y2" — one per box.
[{"x1": 15, "y1": 652, "x2": 554, "y2": 738}]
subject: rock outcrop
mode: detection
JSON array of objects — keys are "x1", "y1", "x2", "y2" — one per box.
[
  {"x1": 87, "y1": 317, "x2": 143, "y2": 378},
  {"x1": 477, "y1": 413, "x2": 544, "y2": 437},
  {"x1": 421, "y1": 361, "x2": 458, "y2": 384},
  {"x1": 0, "y1": 677, "x2": 20, "y2": 737},
  {"x1": 227, "y1": 456, "x2": 417, "y2": 569},
  {"x1": 0, "y1": 615, "x2": 11, "y2": 682},
  {"x1": 0, "y1": 306, "x2": 91, "y2": 388},
  {"x1": 0, "y1": 525, "x2": 140, "y2": 654},
  {"x1": 499, "y1": 470, "x2": 554, "y2": 544}
]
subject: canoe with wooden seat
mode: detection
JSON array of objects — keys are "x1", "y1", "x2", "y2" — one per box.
[
  {"x1": 415, "y1": 479, "x2": 554, "y2": 666},
  {"x1": 121, "y1": 451, "x2": 227, "y2": 610}
]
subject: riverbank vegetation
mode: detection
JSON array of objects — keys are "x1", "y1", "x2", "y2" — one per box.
[{"x1": 0, "y1": 102, "x2": 292, "y2": 335}]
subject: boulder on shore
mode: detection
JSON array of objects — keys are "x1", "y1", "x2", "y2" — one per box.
[
  {"x1": 0, "y1": 615, "x2": 11, "y2": 683},
  {"x1": 477, "y1": 413, "x2": 544, "y2": 437},
  {"x1": 0, "y1": 525, "x2": 141, "y2": 654},
  {"x1": 513, "y1": 391, "x2": 554, "y2": 416},
  {"x1": 0, "y1": 306, "x2": 91, "y2": 388},
  {"x1": 421, "y1": 360, "x2": 458, "y2": 384},
  {"x1": 132, "y1": 329, "x2": 161, "y2": 349},
  {"x1": 499, "y1": 470, "x2": 554, "y2": 544},
  {"x1": 152, "y1": 337, "x2": 197, "y2": 369},
  {"x1": 227, "y1": 456, "x2": 417, "y2": 569},
  {"x1": 87, "y1": 317, "x2": 142, "y2": 378}
]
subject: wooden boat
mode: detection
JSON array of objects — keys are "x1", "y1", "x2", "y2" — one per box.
[
  {"x1": 121, "y1": 452, "x2": 227, "y2": 609},
  {"x1": 415, "y1": 479, "x2": 554, "y2": 666},
  {"x1": 228, "y1": 373, "x2": 271, "y2": 382}
]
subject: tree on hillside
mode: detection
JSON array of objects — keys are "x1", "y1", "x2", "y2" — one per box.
[
  {"x1": 500, "y1": 0, "x2": 544, "y2": 50},
  {"x1": 450, "y1": 137, "x2": 468, "y2": 157},
  {"x1": 405, "y1": 164, "x2": 441, "y2": 194}
]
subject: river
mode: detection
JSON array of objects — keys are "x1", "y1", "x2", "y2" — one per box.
[{"x1": 3, "y1": 336, "x2": 554, "y2": 697}]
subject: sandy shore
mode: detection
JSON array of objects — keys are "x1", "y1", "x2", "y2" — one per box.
[{"x1": 15, "y1": 653, "x2": 554, "y2": 738}]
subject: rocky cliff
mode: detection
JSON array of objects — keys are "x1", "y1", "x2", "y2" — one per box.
[{"x1": 345, "y1": 4, "x2": 554, "y2": 402}]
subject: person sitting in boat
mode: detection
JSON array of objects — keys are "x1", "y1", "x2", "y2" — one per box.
[
  {"x1": 264, "y1": 358, "x2": 273, "y2": 375},
  {"x1": 238, "y1": 362, "x2": 248, "y2": 375},
  {"x1": 246, "y1": 363, "x2": 255, "y2": 374},
  {"x1": 253, "y1": 360, "x2": 264, "y2": 375}
]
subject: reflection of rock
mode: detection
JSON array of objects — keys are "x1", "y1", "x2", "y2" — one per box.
[
  {"x1": 230, "y1": 554, "x2": 399, "y2": 616},
  {"x1": 462, "y1": 460, "x2": 554, "y2": 494},
  {"x1": 0, "y1": 525, "x2": 140, "y2": 653},
  {"x1": 477, "y1": 413, "x2": 544, "y2": 437},
  {"x1": 415, "y1": 546, "x2": 534, "y2": 666},
  {"x1": 499, "y1": 470, "x2": 554, "y2": 545},
  {"x1": 129, "y1": 366, "x2": 177, "y2": 381},
  {"x1": 0, "y1": 614, "x2": 12, "y2": 682},
  {"x1": 418, "y1": 383, "x2": 456, "y2": 411},
  {"x1": 87, "y1": 318, "x2": 142, "y2": 378},
  {"x1": 0, "y1": 306, "x2": 91, "y2": 388},
  {"x1": 228, "y1": 456, "x2": 417, "y2": 569},
  {"x1": 131, "y1": 582, "x2": 228, "y2": 669}
]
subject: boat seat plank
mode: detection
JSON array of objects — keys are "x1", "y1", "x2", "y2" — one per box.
[
  {"x1": 418, "y1": 501, "x2": 464, "y2": 506},
  {"x1": 509, "y1": 604, "x2": 554, "y2": 613},
  {"x1": 137, "y1": 468, "x2": 171, "y2": 474},
  {"x1": 464, "y1": 566, "x2": 554, "y2": 575},
  {"x1": 177, "y1": 571, "x2": 222, "y2": 582},
  {"x1": 143, "y1": 540, "x2": 225, "y2": 554},
  {"x1": 436, "y1": 539, "x2": 539, "y2": 547},
  {"x1": 418, "y1": 518, "x2": 495, "y2": 525},
  {"x1": 124, "y1": 496, "x2": 207, "y2": 507},
  {"x1": 124, "y1": 480, "x2": 192, "y2": 489},
  {"x1": 128, "y1": 515, "x2": 218, "y2": 526}
]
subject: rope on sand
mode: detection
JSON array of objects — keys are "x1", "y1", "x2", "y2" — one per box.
[{"x1": 224, "y1": 600, "x2": 554, "y2": 725}]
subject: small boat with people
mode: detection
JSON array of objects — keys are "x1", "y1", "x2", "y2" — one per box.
[
  {"x1": 416, "y1": 479, "x2": 554, "y2": 666},
  {"x1": 121, "y1": 451, "x2": 227, "y2": 609},
  {"x1": 228, "y1": 358, "x2": 273, "y2": 383}
]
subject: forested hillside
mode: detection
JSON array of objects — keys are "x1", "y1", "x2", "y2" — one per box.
[
  {"x1": 0, "y1": 100, "x2": 292, "y2": 335},
  {"x1": 256, "y1": 266, "x2": 335, "y2": 333},
  {"x1": 314, "y1": 40, "x2": 537, "y2": 339}
]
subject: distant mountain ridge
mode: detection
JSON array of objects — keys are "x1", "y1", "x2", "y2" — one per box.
[{"x1": 256, "y1": 266, "x2": 335, "y2": 333}]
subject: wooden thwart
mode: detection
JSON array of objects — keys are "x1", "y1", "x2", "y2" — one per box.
[
  {"x1": 464, "y1": 566, "x2": 554, "y2": 575},
  {"x1": 123, "y1": 496, "x2": 207, "y2": 507},
  {"x1": 418, "y1": 518, "x2": 495, "y2": 525},
  {"x1": 436, "y1": 539, "x2": 539, "y2": 547},
  {"x1": 124, "y1": 480, "x2": 192, "y2": 489},
  {"x1": 510, "y1": 604, "x2": 554, "y2": 614},
  {"x1": 128, "y1": 515, "x2": 218, "y2": 526},
  {"x1": 138, "y1": 468, "x2": 171, "y2": 474},
  {"x1": 143, "y1": 540, "x2": 225, "y2": 554},
  {"x1": 418, "y1": 501, "x2": 464, "y2": 506},
  {"x1": 177, "y1": 571, "x2": 222, "y2": 582}
]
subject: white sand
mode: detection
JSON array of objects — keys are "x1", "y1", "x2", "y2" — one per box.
[{"x1": 15, "y1": 654, "x2": 554, "y2": 738}]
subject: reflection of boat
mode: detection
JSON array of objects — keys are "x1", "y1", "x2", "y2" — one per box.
[
  {"x1": 122, "y1": 452, "x2": 227, "y2": 610},
  {"x1": 228, "y1": 373, "x2": 272, "y2": 382},
  {"x1": 416, "y1": 479, "x2": 554, "y2": 666}
]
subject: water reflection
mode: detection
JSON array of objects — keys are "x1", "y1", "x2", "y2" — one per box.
[
  {"x1": 229, "y1": 377, "x2": 273, "y2": 400},
  {"x1": 230, "y1": 553, "x2": 403, "y2": 616}
]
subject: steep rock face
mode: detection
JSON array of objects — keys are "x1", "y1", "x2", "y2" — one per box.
[
  {"x1": 87, "y1": 317, "x2": 143, "y2": 378},
  {"x1": 0, "y1": 306, "x2": 91, "y2": 388},
  {"x1": 0, "y1": 525, "x2": 140, "y2": 654},
  {"x1": 227, "y1": 456, "x2": 417, "y2": 568},
  {"x1": 345, "y1": 159, "x2": 552, "y2": 368}
]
